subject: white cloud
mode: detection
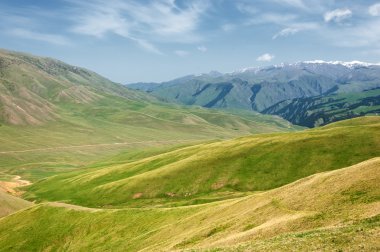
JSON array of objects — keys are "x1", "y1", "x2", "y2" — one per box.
[
  {"x1": 257, "y1": 53, "x2": 275, "y2": 62},
  {"x1": 174, "y1": 50, "x2": 189, "y2": 57},
  {"x1": 273, "y1": 28, "x2": 299, "y2": 39},
  {"x1": 324, "y1": 8, "x2": 352, "y2": 23},
  {"x1": 130, "y1": 37, "x2": 163, "y2": 55},
  {"x1": 369, "y1": 3, "x2": 380, "y2": 16},
  {"x1": 273, "y1": 22, "x2": 319, "y2": 39},
  {"x1": 197, "y1": 45, "x2": 207, "y2": 52},
  {"x1": 8, "y1": 28, "x2": 70, "y2": 45}
]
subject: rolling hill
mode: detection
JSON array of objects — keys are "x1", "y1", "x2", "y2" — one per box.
[
  {"x1": 128, "y1": 61, "x2": 380, "y2": 127},
  {"x1": 0, "y1": 157, "x2": 378, "y2": 251},
  {"x1": 24, "y1": 116, "x2": 380, "y2": 208},
  {"x1": 0, "y1": 49, "x2": 297, "y2": 181}
]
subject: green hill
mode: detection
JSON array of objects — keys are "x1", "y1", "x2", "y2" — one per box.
[
  {"x1": 0, "y1": 189, "x2": 32, "y2": 218},
  {"x1": 264, "y1": 88, "x2": 380, "y2": 127},
  {"x1": 25, "y1": 116, "x2": 380, "y2": 208},
  {"x1": 0, "y1": 157, "x2": 378, "y2": 251},
  {"x1": 0, "y1": 49, "x2": 297, "y2": 181}
]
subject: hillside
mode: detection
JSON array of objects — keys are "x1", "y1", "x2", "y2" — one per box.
[
  {"x1": 128, "y1": 61, "x2": 380, "y2": 126},
  {"x1": 0, "y1": 157, "x2": 378, "y2": 251},
  {"x1": 0, "y1": 190, "x2": 32, "y2": 218},
  {"x1": 0, "y1": 49, "x2": 297, "y2": 181},
  {"x1": 24, "y1": 116, "x2": 380, "y2": 208},
  {"x1": 264, "y1": 88, "x2": 380, "y2": 127},
  {"x1": 0, "y1": 49, "x2": 147, "y2": 125}
]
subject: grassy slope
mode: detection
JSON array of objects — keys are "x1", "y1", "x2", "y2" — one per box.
[
  {"x1": 0, "y1": 49, "x2": 297, "y2": 181},
  {"x1": 0, "y1": 190, "x2": 32, "y2": 218},
  {"x1": 0, "y1": 158, "x2": 378, "y2": 251},
  {"x1": 0, "y1": 100, "x2": 295, "y2": 181},
  {"x1": 25, "y1": 116, "x2": 380, "y2": 207},
  {"x1": 264, "y1": 88, "x2": 380, "y2": 127}
]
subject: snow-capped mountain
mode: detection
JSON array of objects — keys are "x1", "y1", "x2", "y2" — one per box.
[{"x1": 127, "y1": 60, "x2": 380, "y2": 127}]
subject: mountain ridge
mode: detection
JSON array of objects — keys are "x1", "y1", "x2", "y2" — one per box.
[{"x1": 127, "y1": 60, "x2": 380, "y2": 127}]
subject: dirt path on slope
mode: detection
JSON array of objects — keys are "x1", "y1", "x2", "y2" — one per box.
[
  {"x1": 0, "y1": 139, "x2": 199, "y2": 154},
  {"x1": 46, "y1": 202, "x2": 102, "y2": 212},
  {"x1": 0, "y1": 175, "x2": 32, "y2": 196}
]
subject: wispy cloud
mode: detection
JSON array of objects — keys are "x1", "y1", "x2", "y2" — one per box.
[
  {"x1": 7, "y1": 28, "x2": 70, "y2": 45},
  {"x1": 68, "y1": 0, "x2": 209, "y2": 54},
  {"x1": 324, "y1": 8, "x2": 352, "y2": 23},
  {"x1": 257, "y1": 53, "x2": 275, "y2": 62},
  {"x1": 273, "y1": 22, "x2": 319, "y2": 39},
  {"x1": 130, "y1": 37, "x2": 163, "y2": 55},
  {"x1": 70, "y1": 6, "x2": 130, "y2": 38},
  {"x1": 369, "y1": 3, "x2": 380, "y2": 16},
  {"x1": 273, "y1": 28, "x2": 299, "y2": 39}
]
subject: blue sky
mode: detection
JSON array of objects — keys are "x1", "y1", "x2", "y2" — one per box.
[{"x1": 1, "y1": 0, "x2": 380, "y2": 83}]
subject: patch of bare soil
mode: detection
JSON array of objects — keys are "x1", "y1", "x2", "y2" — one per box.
[
  {"x1": 47, "y1": 202, "x2": 101, "y2": 212},
  {"x1": 0, "y1": 175, "x2": 32, "y2": 196},
  {"x1": 133, "y1": 192, "x2": 143, "y2": 199}
]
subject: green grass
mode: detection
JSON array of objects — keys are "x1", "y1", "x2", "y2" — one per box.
[
  {"x1": 203, "y1": 216, "x2": 380, "y2": 252},
  {"x1": 24, "y1": 116, "x2": 380, "y2": 208},
  {"x1": 0, "y1": 157, "x2": 378, "y2": 251},
  {"x1": 265, "y1": 88, "x2": 380, "y2": 127},
  {"x1": 0, "y1": 99, "x2": 296, "y2": 181},
  {"x1": 0, "y1": 190, "x2": 32, "y2": 218}
]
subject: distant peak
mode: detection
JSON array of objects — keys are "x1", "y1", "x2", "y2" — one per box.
[
  {"x1": 231, "y1": 60, "x2": 380, "y2": 74},
  {"x1": 302, "y1": 60, "x2": 380, "y2": 68},
  {"x1": 230, "y1": 66, "x2": 261, "y2": 74},
  {"x1": 194, "y1": 70, "x2": 223, "y2": 78}
]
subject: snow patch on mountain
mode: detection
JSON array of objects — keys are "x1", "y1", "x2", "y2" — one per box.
[
  {"x1": 231, "y1": 60, "x2": 380, "y2": 74},
  {"x1": 302, "y1": 60, "x2": 380, "y2": 68}
]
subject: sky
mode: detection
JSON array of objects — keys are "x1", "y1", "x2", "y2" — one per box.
[{"x1": 1, "y1": 0, "x2": 380, "y2": 83}]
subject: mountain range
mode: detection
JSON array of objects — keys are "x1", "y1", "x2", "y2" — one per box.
[{"x1": 128, "y1": 61, "x2": 380, "y2": 127}]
